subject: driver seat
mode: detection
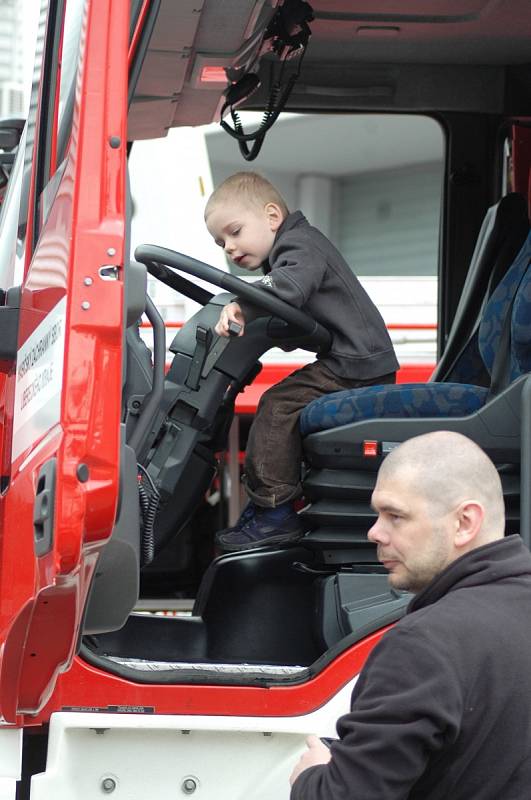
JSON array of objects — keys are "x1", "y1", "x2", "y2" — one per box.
[
  {"x1": 301, "y1": 230, "x2": 531, "y2": 438},
  {"x1": 298, "y1": 229, "x2": 531, "y2": 552}
]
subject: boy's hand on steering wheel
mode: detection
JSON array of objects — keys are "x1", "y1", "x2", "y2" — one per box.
[{"x1": 215, "y1": 301, "x2": 245, "y2": 337}]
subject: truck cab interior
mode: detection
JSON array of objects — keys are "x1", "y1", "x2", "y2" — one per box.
[{"x1": 81, "y1": 0, "x2": 531, "y2": 684}]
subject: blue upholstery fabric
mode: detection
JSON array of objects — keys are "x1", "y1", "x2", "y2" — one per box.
[
  {"x1": 445, "y1": 331, "x2": 490, "y2": 387},
  {"x1": 300, "y1": 383, "x2": 488, "y2": 436},
  {"x1": 301, "y1": 231, "x2": 531, "y2": 437},
  {"x1": 478, "y1": 232, "x2": 531, "y2": 379},
  {"x1": 511, "y1": 277, "x2": 531, "y2": 379}
]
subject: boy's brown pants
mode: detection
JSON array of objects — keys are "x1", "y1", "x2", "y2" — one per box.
[{"x1": 243, "y1": 360, "x2": 396, "y2": 508}]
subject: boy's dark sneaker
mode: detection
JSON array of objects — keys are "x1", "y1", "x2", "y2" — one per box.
[
  {"x1": 213, "y1": 501, "x2": 258, "y2": 542},
  {"x1": 216, "y1": 503, "x2": 304, "y2": 552}
]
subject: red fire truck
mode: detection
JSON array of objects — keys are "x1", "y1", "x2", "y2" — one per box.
[{"x1": 0, "y1": 1, "x2": 531, "y2": 797}]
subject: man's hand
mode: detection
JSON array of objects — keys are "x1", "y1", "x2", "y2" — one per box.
[
  {"x1": 290, "y1": 735, "x2": 332, "y2": 786},
  {"x1": 215, "y1": 301, "x2": 245, "y2": 337}
]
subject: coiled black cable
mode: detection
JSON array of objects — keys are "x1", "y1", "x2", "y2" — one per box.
[
  {"x1": 220, "y1": 35, "x2": 308, "y2": 161},
  {"x1": 137, "y1": 463, "x2": 160, "y2": 566}
]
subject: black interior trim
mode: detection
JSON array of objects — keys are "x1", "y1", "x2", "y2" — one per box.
[
  {"x1": 79, "y1": 601, "x2": 406, "y2": 687},
  {"x1": 128, "y1": 0, "x2": 162, "y2": 108}
]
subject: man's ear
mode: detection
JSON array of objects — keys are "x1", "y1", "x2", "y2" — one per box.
[
  {"x1": 265, "y1": 202, "x2": 284, "y2": 232},
  {"x1": 454, "y1": 501, "x2": 485, "y2": 550}
]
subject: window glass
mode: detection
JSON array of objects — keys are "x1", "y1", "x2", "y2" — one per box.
[
  {"x1": 337, "y1": 161, "x2": 442, "y2": 277},
  {"x1": 33, "y1": 0, "x2": 85, "y2": 246},
  {"x1": 129, "y1": 113, "x2": 444, "y2": 363},
  {"x1": 204, "y1": 113, "x2": 444, "y2": 279},
  {"x1": 204, "y1": 113, "x2": 444, "y2": 364},
  {"x1": 0, "y1": 123, "x2": 27, "y2": 288},
  {"x1": 55, "y1": 0, "x2": 85, "y2": 165}
]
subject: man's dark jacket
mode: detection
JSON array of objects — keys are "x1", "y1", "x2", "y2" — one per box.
[
  {"x1": 291, "y1": 535, "x2": 531, "y2": 799},
  {"x1": 238, "y1": 211, "x2": 399, "y2": 380}
]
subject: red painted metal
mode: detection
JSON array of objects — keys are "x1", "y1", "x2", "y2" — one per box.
[
  {"x1": 140, "y1": 320, "x2": 436, "y2": 412},
  {"x1": 0, "y1": 0, "x2": 439, "y2": 734},
  {"x1": 233, "y1": 362, "x2": 434, "y2": 414},
  {"x1": 28, "y1": 627, "x2": 389, "y2": 725},
  {"x1": 396, "y1": 363, "x2": 435, "y2": 382},
  {"x1": 128, "y1": 0, "x2": 151, "y2": 66},
  {"x1": 140, "y1": 322, "x2": 437, "y2": 331},
  {"x1": 0, "y1": 0, "x2": 128, "y2": 722},
  {"x1": 512, "y1": 121, "x2": 531, "y2": 215},
  {"x1": 386, "y1": 323, "x2": 436, "y2": 330}
]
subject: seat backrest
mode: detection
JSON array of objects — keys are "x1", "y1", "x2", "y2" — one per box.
[
  {"x1": 433, "y1": 193, "x2": 529, "y2": 382},
  {"x1": 478, "y1": 231, "x2": 531, "y2": 384}
]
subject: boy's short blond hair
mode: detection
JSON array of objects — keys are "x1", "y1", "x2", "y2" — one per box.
[{"x1": 205, "y1": 172, "x2": 289, "y2": 219}]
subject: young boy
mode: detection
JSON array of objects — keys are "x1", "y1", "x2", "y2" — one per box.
[{"x1": 205, "y1": 172, "x2": 398, "y2": 551}]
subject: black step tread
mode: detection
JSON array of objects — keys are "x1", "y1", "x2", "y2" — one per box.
[
  {"x1": 303, "y1": 528, "x2": 373, "y2": 544},
  {"x1": 301, "y1": 499, "x2": 375, "y2": 527},
  {"x1": 303, "y1": 468, "x2": 376, "y2": 500}
]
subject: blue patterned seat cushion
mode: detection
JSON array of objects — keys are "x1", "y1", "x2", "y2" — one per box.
[{"x1": 300, "y1": 383, "x2": 489, "y2": 436}]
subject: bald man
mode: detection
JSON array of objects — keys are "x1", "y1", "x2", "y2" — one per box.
[{"x1": 290, "y1": 431, "x2": 531, "y2": 800}]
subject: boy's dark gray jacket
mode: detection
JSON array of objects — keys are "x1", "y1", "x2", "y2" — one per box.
[
  {"x1": 238, "y1": 211, "x2": 399, "y2": 380},
  {"x1": 291, "y1": 534, "x2": 531, "y2": 800}
]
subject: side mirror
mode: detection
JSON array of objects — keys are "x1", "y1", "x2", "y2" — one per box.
[
  {"x1": 0, "y1": 118, "x2": 25, "y2": 202},
  {"x1": 0, "y1": 118, "x2": 25, "y2": 152}
]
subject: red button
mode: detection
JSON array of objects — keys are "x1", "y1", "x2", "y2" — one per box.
[{"x1": 363, "y1": 440, "x2": 378, "y2": 457}]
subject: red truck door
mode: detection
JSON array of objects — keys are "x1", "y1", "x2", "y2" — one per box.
[{"x1": 0, "y1": 0, "x2": 128, "y2": 722}]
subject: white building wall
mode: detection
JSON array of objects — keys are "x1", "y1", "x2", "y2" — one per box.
[
  {"x1": 337, "y1": 161, "x2": 443, "y2": 277},
  {"x1": 129, "y1": 127, "x2": 225, "y2": 322},
  {"x1": 0, "y1": 0, "x2": 24, "y2": 116}
]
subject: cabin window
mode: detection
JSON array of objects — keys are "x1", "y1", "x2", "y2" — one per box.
[
  {"x1": 205, "y1": 113, "x2": 444, "y2": 280},
  {"x1": 32, "y1": 0, "x2": 85, "y2": 248},
  {"x1": 129, "y1": 112, "x2": 445, "y2": 359},
  {"x1": 56, "y1": 0, "x2": 85, "y2": 165},
  {"x1": 204, "y1": 112, "x2": 444, "y2": 346}
]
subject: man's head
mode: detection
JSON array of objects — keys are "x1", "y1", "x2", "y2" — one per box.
[
  {"x1": 368, "y1": 431, "x2": 505, "y2": 593},
  {"x1": 204, "y1": 172, "x2": 289, "y2": 270}
]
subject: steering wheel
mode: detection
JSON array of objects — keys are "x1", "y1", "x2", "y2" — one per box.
[{"x1": 134, "y1": 244, "x2": 332, "y2": 352}]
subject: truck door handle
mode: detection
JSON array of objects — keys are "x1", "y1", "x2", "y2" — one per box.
[{"x1": 33, "y1": 458, "x2": 57, "y2": 556}]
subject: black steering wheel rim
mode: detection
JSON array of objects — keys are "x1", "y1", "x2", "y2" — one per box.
[
  {"x1": 134, "y1": 244, "x2": 331, "y2": 348},
  {"x1": 143, "y1": 257, "x2": 213, "y2": 307}
]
